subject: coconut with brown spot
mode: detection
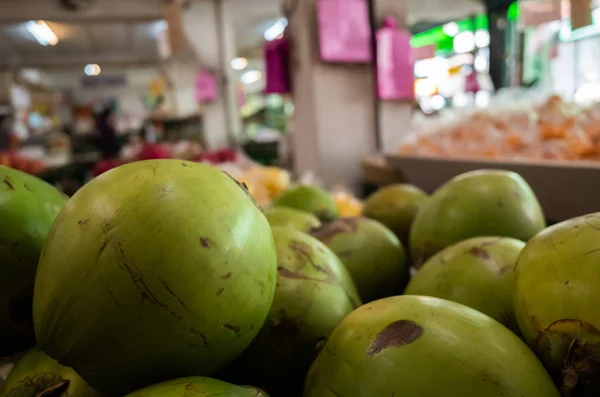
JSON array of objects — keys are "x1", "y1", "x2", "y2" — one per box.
[
  {"x1": 0, "y1": 347, "x2": 102, "y2": 397},
  {"x1": 304, "y1": 295, "x2": 559, "y2": 397},
  {"x1": 33, "y1": 160, "x2": 278, "y2": 396},
  {"x1": 221, "y1": 227, "x2": 360, "y2": 397},
  {"x1": 405, "y1": 236, "x2": 524, "y2": 333},
  {"x1": 264, "y1": 207, "x2": 322, "y2": 233},
  {"x1": 312, "y1": 217, "x2": 407, "y2": 302},
  {"x1": 514, "y1": 212, "x2": 600, "y2": 396},
  {"x1": 409, "y1": 170, "x2": 545, "y2": 268},
  {"x1": 124, "y1": 377, "x2": 268, "y2": 397},
  {"x1": 0, "y1": 166, "x2": 67, "y2": 355}
]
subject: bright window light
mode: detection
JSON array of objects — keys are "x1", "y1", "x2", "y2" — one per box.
[
  {"x1": 264, "y1": 18, "x2": 288, "y2": 41},
  {"x1": 443, "y1": 22, "x2": 459, "y2": 37},
  {"x1": 453, "y1": 31, "x2": 475, "y2": 54},
  {"x1": 84, "y1": 64, "x2": 101, "y2": 76},
  {"x1": 26, "y1": 20, "x2": 58, "y2": 46},
  {"x1": 474, "y1": 30, "x2": 490, "y2": 48},
  {"x1": 231, "y1": 57, "x2": 248, "y2": 71},
  {"x1": 241, "y1": 70, "x2": 262, "y2": 85}
]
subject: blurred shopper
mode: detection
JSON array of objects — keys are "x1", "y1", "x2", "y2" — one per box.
[{"x1": 92, "y1": 108, "x2": 121, "y2": 177}]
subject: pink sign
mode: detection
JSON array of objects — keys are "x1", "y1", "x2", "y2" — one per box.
[
  {"x1": 376, "y1": 17, "x2": 414, "y2": 101},
  {"x1": 520, "y1": 0, "x2": 562, "y2": 27},
  {"x1": 317, "y1": 0, "x2": 372, "y2": 63},
  {"x1": 264, "y1": 38, "x2": 291, "y2": 94},
  {"x1": 195, "y1": 70, "x2": 218, "y2": 103}
]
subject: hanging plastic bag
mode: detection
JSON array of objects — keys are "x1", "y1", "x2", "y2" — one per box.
[
  {"x1": 195, "y1": 69, "x2": 218, "y2": 103},
  {"x1": 317, "y1": 0, "x2": 372, "y2": 63},
  {"x1": 265, "y1": 37, "x2": 291, "y2": 94},
  {"x1": 376, "y1": 16, "x2": 414, "y2": 100}
]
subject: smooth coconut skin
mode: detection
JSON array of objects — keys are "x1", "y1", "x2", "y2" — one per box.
[
  {"x1": 0, "y1": 347, "x2": 102, "y2": 397},
  {"x1": 406, "y1": 236, "x2": 524, "y2": 333},
  {"x1": 271, "y1": 185, "x2": 340, "y2": 222},
  {"x1": 124, "y1": 377, "x2": 268, "y2": 397},
  {"x1": 409, "y1": 170, "x2": 545, "y2": 267},
  {"x1": 363, "y1": 184, "x2": 429, "y2": 247},
  {"x1": 223, "y1": 227, "x2": 360, "y2": 396},
  {"x1": 304, "y1": 296, "x2": 560, "y2": 397},
  {"x1": 33, "y1": 160, "x2": 277, "y2": 396},
  {"x1": 312, "y1": 217, "x2": 407, "y2": 303},
  {"x1": 514, "y1": 213, "x2": 600, "y2": 396},
  {"x1": 0, "y1": 166, "x2": 67, "y2": 355},
  {"x1": 264, "y1": 207, "x2": 322, "y2": 233}
]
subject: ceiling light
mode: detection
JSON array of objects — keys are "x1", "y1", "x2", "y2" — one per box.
[
  {"x1": 443, "y1": 22, "x2": 459, "y2": 37},
  {"x1": 453, "y1": 31, "x2": 475, "y2": 54},
  {"x1": 26, "y1": 20, "x2": 58, "y2": 46},
  {"x1": 264, "y1": 18, "x2": 288, "y2": 41},
  {"x1": 231, "y1": 57, "x2": 248, "y2": 71},
  {"x1": 241, "y1": 70, "x2": 262, "y2": 85},
  {"x1": 474, "y1": 30, "x2": 490, "y2": 48},
  {"x1": 84, "y1": 64, "x2": 101, "y2": 76}
]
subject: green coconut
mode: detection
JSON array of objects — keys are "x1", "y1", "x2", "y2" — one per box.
[
  {"x1": 312, "y1": 217, "x2": 407, "y2": 302},
  {"x1": 0, "y1": 166, "x2": 67, "y2": 355},
  {"x1": 222, "y1": 227, "x2": 361, "y2": 397},
  {"x1": 271, "y1": 185, "x2": 339, "y2": 222},
  {"x1": 264, "y1": 207, "x2": 322, "y2": 233},
  {"x1": 33, "y1": 160, "x2": 277, "y2": 396},
  {"x1": 363, "y1": 184, "x2": 429, "y2": 247},
  {"x1": 124, "y1": 377, "x2": 268, "y2": 397},
  {"x1": 304, "y1": 295, "x2": 560, "y2": 397},
  {"x1": 405, "y1": 236, "x2": 524, "y2": 333},
  {"x1": 409, "y1": 170, "x2": 545, "y2": 268},
  {"x1": 514, "y1": 212, "x2": 600, "y2": 396},
  {"x1": 0, "y1": 347, "x2": 102, "y2": 397}
]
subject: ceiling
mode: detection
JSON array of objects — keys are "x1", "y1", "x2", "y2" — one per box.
[{"x1": 0, "y1": 0, "x2": 486, "y2": 72}]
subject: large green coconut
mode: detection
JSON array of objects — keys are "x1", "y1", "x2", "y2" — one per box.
[
  {"x1": 409, "y1": 170, "x2": 545, "y2": 268},
  {"x1": 0, "y1": 166, "x2": 67, "y2": 355},
  {"x1": 222, "y1": 227, "x2": 361, "y2": 397},
  {"x1": 271, "y1": 185, "x2": 339, "y2": 222},
  {"x1": 304, "y1": 295, "x2": 559, "y2": 397},
  {"x1": 405, "y1": 236, "x2": 524, "y2": 333},
  {"x1": 514, "y1": 212, "x2": 600, "y2": 396},
  {"x1": 264, "y1": 207, "x2": 321, "y2": 233},
  {"x1": 363, "y1": 184, "x2": 429, "y2": 247},
  {"x1": 125, "y1": 377, "x2": 268, "y2": 397},
  {"x1": 33, "y1": 160, "x2": 277, "y2": 396},
  {"x1": 312, "y1": 217, "x2": 407, "y2": 302},
  {"x1": 0, "y1": 347, "x2": 102, "y2": 397}
]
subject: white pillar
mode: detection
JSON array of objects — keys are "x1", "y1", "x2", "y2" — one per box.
[
  {"x1": 288, "y1": 0, "x2": 377, "y2": 192},
  {"x1": 177, "y1": 0, "x2": 242, "y2": 149}
]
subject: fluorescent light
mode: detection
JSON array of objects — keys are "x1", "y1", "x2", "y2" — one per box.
[
  {"x1": 264, "y1": 18, "x2": 288, "y2": 41},
  {"x1": 241, "y1": 70, "x2": 262, "y2": 85},
  {"x1": 231, "y1": 57, "x2": 248, "y2": 71},
  {"x1": 26, "y1": 21, "x2": 58, "y2": 46},
  {"x1": 453, "y1": 31, "x2": 475, "y2": 54},
  {"x1": 474, "y1": 30, "x2": 490, "y2": 48},
  {"x1": 84, "y1": 64, "x2": 101, "y2": 76},
  {"x1": 443, "y1": 22, "x2": 459, "y2": 37}
]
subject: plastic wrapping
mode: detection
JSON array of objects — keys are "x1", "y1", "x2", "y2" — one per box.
[{"x1": 399, "y1": 92, "x2": 600, "y2": 162}]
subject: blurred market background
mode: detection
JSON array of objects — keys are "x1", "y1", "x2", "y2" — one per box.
[{"x1": 0, "y1": 0, "x2": 598, "y2": 218}]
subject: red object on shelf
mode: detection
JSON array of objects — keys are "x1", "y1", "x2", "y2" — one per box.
[
  {"x1": 195, "y1": 149, "x2": 238, "y2": 164},
  {"x1": 138, "y1": 144, "x2": 172, "y2": 161},
  {"x1": 93, "y1": 158, "x2": 121, "y2": 177}
]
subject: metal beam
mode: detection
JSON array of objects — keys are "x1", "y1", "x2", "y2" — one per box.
[
  {"x1": 0, "y1": 53, "x2": 161, "y2": 71},
  {"x1": 0, "y1": 0, "x2": 164, "y2": 23}
]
